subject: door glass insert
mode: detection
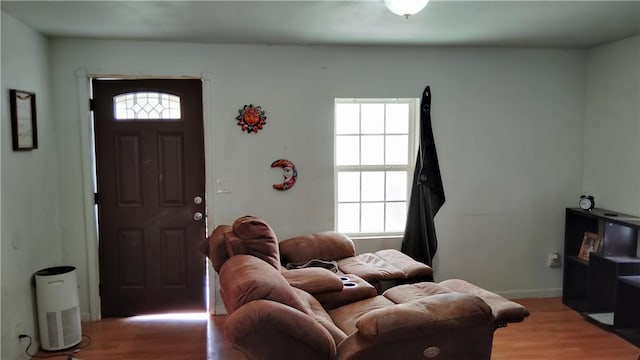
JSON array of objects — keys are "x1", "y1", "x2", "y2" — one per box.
[{"x1": 114, "y1": 92, "x2": 181, "y2": 120}]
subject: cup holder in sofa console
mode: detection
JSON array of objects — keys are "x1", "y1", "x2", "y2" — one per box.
[
  {"x1": 339, "y1": 276, "x2": 351, "y2": 282},
  {"x1": 343, "y1": 282, "x2": 357, "y2": 287}
]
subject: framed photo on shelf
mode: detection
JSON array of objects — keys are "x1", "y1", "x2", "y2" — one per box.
[
  {"x1": 578, "y1": 232, "x2": 601, "y2": 261},
  {"x1": 9, "y1": 89, "x2": 38, "y2": 151}
]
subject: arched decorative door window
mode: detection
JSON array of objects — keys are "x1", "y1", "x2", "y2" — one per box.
[{"x1": 113, "y1": 92, "x2": 181, "y2": 120}]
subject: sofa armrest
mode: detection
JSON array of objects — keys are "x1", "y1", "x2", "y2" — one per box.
[
  {"x1": 314, "y1": 274, "x2": 377, "y2": 310},
  {"x1": 336, "y1": 293, "x2": 494, "y2": 360},
  {"x1": 282, "y1": 267, "x2": 344, "y2": 294},
  {"x1": 225, "y1": 299, "x2": 337, "y2": 360}
]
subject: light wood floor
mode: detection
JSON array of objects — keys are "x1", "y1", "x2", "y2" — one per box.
[{"x1": 34, "y1": 297, "x2": 639, "y2": 359}]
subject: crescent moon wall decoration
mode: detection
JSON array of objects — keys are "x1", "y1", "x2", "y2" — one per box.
[
  {"x1": 271, "y1": 159, "x2": 297, "y2": 191},
  {"x1": 236, "y1": 104, "x2": 267, "y2": 133}
]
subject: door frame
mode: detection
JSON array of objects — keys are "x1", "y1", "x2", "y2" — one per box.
[{"x1": 74, "y1": 69, "x2": 215, "y2": 320}]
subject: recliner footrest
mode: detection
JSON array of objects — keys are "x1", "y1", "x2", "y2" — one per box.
[
  {"x1": 438, "y1": 279, "x2": 530, "y2": 326},
  {"x1": 382, "y1": 280, "x2": 530, "y2": 328}
]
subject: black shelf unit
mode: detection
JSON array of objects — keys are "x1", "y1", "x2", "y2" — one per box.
[{"x1": 562, "y1": 208, "x2": 640, "y2": 346}]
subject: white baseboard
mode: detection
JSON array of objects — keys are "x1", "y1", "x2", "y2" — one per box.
[
  {"x1": 214, "y1": 303, "x2": 227, "y2": 315},
  {"x1": 495, "y1": 288, "x2": 562, "y2": 299}
]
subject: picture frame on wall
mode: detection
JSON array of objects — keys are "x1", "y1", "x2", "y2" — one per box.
[
  {"x1": 578, "y1": 232, "x2": 601, "y2": 261},
  {"x1": 9, "y1": 89, "x2": 38, "y2": 151}
]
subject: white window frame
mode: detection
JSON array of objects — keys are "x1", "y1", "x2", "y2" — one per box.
[{"x1": 334, "y1": 98, "x2": 419, "y2": 237}]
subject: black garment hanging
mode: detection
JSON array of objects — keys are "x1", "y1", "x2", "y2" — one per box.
[{"x1": 401, "y1": 85, "x2": 445, "y2": 268}]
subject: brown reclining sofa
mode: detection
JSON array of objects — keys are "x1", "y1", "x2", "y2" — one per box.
[{"x1": 203, "y1": 215, "x2": 529, "y2": 360}]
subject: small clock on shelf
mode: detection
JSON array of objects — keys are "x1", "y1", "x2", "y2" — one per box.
[{"x1": 579, "y1": 195, "x2": 595, "y2": 211}]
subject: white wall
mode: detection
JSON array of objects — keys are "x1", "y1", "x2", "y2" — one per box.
[
  {"x1": 583, "y1": 35, "x2": 640, "y2": 216},
  {"x1": 1, "y1": 13, "x2": 62, "y2": 360},
  {"x1": 48, "y1": 38, "x2": 587, "y2": 317},
  {"x1": 2, "y1": 9, "x2": 637, "y2": 353}
]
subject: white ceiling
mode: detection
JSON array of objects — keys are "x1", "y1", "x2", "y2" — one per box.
[{"x1": 2, "y1": 1, "x2": 639, "y2": 48}]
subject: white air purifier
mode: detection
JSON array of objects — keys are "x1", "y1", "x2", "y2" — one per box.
[{"x1": 35, "y1": 266, "x2": 82, "y2": 351}]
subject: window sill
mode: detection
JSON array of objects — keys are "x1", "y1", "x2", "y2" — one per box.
[{"x1": 347, "y1": 234, "x2": 403, "y2": 241}]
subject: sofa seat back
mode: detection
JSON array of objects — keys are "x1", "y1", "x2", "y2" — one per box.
[
  {"x1": 202, "y1": 216, "x2": 281, "y2": 273},
  {"x1": 279, "y1": 231, "x2": 356, "y2": 264},
  {"x1": 218, "y1": 255, "x2": 308, "y2": 314}
]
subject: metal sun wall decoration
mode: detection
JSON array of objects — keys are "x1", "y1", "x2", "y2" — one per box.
[
  {"x1": 236, "y1": 104, "x2": 267, "y2": 133},
  {"x1": 271, "y1": 159, "x2": 297, "y2": 191}
]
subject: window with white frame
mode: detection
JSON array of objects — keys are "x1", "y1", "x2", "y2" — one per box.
[{"x1": 334, "y1": 98, "x2": 418, "y2": 236}]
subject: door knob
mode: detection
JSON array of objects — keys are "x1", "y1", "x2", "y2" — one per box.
[
  {"x1": 194, "y1": 196, "x2": 203, "y2": 204},
  {"x1": 193, "y1": 212, "x2": 203, "y2": 221}
]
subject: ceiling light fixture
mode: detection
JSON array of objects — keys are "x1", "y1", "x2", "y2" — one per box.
[{"x1": 383, "y1": 0, "x2": 430, "y2": 19}]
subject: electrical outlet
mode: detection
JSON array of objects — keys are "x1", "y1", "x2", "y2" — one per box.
[
  {"x1": 548, "y1": 251, "x2": 562, "y2": 268},
  {"x1": 15, "y1": 323, "x2": 26, "y2": 349},
  {"x1": 14, "y1": 323, "x2": 23, "y2": 338}
]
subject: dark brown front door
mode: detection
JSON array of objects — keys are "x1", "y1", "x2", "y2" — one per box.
[{"x1": 93, "y1": 79, "x2": 206, "y2": 317}]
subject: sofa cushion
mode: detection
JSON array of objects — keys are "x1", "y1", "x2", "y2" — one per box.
[
  {"x1": 328, "y1": 296, "x2": 395, "y2": 335},
  {"x1": 374, "y1": 249, "x2": 433, "y2": 279},
  {"x1": 279, "y1": 231, "x2": 356, "y2": 264},
  {"x1": 281, "y1": 268, "x2": 344, "y2": 294},
  {"x1": 336, "y1": 253, "x2": 405, "y2": 282},
  {"x1": 218, "y1": 255, "x2": 307, "y2": 314},
  {"x1": 203, "y1": 225, "x2": 233, "y2": 272},
  {"x1": 227, "y1": 215, "x2": 281, "y2": 270},
  {"x1": 382, "y1": 282, "x2": 453, "y2": 304}
]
